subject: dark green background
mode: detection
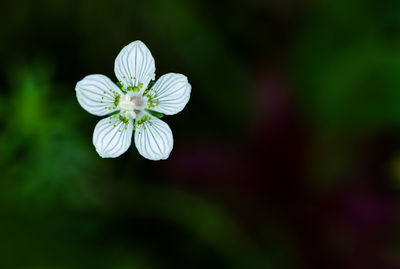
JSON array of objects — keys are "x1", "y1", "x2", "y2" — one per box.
[{"x1": 1, "y1": 0, "x2": 400, "y2": 268}]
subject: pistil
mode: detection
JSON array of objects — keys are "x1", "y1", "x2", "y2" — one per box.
[{"x1": 118, "y1": 94, "x2": 144, "y2": 120}]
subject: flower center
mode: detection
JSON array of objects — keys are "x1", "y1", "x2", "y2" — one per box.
[{"x1": 118, "y1": 93, "x2": 144, "y2": 119}]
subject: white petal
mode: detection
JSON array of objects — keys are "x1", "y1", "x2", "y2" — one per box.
[
  {"x1": 114, "y1": 40, "x2": 155, "y2": 90},
  {"x1": 146, "y1": 73, "x2": 191, "y2": 115},
  {"x1": 93, "y1": 115, "x2": 134, "y2": 158},
  {"x1": 134, "y1": 115, "x2": 173, "y2": 160},
  {"x1": 76, "y1": 75, "x2": 123, "y2": 116}
]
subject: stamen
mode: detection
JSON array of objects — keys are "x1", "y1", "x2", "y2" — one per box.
[
  {"x1": 143, "y1": 88, "x2": 159, "y2": 108},
  {"x1": 134, "y1": 115, "x2": 151, "y2": 130},
  {"x1": 126, "y1": 86, "x2": 141, "y2": 92},
  {"x1": 119, "y1": 115, "x2": 130, "y2": 125}
]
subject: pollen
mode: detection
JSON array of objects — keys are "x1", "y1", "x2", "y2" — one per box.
[
  {"x1": 144, "y1": 88, "x2": 158, "y2": 108},
  {"x1": 126, "y1": 86, "x2": 140, "y2": 92},
  {"x1": 119, "y1": 115, "x2": 130, "y2": 125},
  {"x1": 114, "y1": 94, "x2": 120, "y2": 106},
  {"x1": 134, "y1": 115, "x2": 151, "y2": 130}
]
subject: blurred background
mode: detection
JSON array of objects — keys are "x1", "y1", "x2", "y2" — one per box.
[{"x1": 0, "y1": 0, "x2": 400, "y2": 268}]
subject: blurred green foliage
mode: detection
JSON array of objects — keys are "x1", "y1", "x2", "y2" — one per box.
[
  {"x1": 295, "y1": 0, "x2": 400, "y2": 132},
  {"x1": 0, "y1": 62, "x2": 276, "y2": 268},
  {"x1": 0, "y1": 0, "x2": 271, "y2": 267},
  {"x1": 293, "y1": 0, "x2": 400, "y2": 191}
]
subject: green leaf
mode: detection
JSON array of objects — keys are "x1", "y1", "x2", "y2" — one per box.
[
  {"x1": 107, "y1": 110, "x2": 120, "y2": 117},
  {"x1": 116, "y1": 81, "x2": 123, "y2": 89},
  {"x1": 145, "y1": 109, "x2": 164, "y2": 118},
  {"x1": 147, "y1": 81, "x2": 155, "y2": 89}
]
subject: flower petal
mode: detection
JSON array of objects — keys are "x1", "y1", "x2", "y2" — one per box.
[
  {"x1": 93, "y1": 115, "x2": 134, "y2": 158},
  {"x1": 114, "y1": 40, "x2": 155, "y2": 90},
  {"x1": 134, "y1": 115, "x2": 173, "y2": 160},
  {"x1": 146, "y1": 73, "x2": 191, "y2": 115},
  {"x1": 76, "y1": 75, "x2": 123, "y2": 116}
]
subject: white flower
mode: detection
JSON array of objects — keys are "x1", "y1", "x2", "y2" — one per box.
[
  {"x1": 75, "y1": 40, "x2": 191, "y2": 160},
  {"x1": 148, "y1": 72, "x2": 156, "y2": 81}
]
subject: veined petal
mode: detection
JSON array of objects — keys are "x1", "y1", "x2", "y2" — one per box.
[
  {"x1": 76, "y1": 75, "x2": 123, "y2": 116},
  {"x1": 134, "y1": 115, "x2": 173, "y2": 160},
  {"x1": 93, "y1": 115, "x2": 134, "y2": 158},
  {"x1": 114, "y1": 40, "x2": 155, "y2": 91},
  {"x1": 145, "y1": 73, "x2": 191, "y2": 115}
]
